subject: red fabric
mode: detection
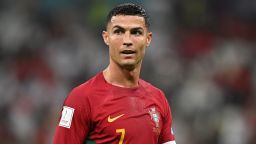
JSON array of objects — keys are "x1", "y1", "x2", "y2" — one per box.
[{"x1": 53, "y1": 72, "x2": 175, "y2": 144}]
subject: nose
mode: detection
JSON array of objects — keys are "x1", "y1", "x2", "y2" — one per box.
[{"x1": 123, "y1": 32, "x2": 132, "y2": 47}]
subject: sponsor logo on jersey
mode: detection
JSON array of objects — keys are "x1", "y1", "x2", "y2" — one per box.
[
  {"x1": 107, "y1": 114, "x2": 124, "y2": 123},
  {"x1": 59, "y1": 106, "x2": 74, "y2": 128}
]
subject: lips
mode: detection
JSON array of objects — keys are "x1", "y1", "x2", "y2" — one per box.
[{"x1": 121, "y1": 50, "x2": 136, "y2": 54}]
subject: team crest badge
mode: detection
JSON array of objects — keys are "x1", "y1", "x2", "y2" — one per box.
[{"x1": 148, "y1": 107, "x2": 160, "y2": 128}]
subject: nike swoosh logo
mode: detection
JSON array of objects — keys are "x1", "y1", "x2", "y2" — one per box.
[{"x1": 108, "y1": 114, "x2": 124, "y2": 123}]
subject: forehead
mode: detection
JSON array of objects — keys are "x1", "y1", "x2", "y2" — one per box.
[{"x1": 107, "y1": 15, "x2": 146, "y2": 29}]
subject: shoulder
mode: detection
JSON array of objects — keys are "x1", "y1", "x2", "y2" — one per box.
[
  {"x1": 64, "y1": 72, "x2": 103, "y2": 106},
  {"x1": 139, "y1": 79, "x2": 166, "y2": 98},
  {"x1": 140, "y1": 79, "x2": 172, "y2": 117}
]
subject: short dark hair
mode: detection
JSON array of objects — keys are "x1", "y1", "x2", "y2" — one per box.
[{"x1": 106, "y1": 3, "x2": 150, "y2": 29}]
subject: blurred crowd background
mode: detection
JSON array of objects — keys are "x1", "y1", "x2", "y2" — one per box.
[{"x1": 0, "y1": 0, "x2": 255, "y2": 144}]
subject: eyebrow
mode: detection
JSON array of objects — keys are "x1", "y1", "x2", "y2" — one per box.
[
  {"x1": 112, "y1": 25, "x2": 144, "y2": 31},
  {"x1": 112, "y1": 25, "x2": 125, "y2": 31}
]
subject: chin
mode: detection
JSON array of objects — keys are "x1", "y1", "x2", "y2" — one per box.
[
  {"x1": 123, "y1": 65, "x2": 136, "y2": 71},
  {"x1": 117, "y1": 59, "x2": 141, "y2": 70},
  {"x1": 120, "y1": 63, "x2": 136, "y2": 71}
]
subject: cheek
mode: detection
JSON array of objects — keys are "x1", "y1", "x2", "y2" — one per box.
[
  {"x1": 134, "y1": 39, "x2": 147, "y2": 51},
  {"x1": 108, "y1": 43, "x2": 120, "y2": 58},
  {"x1": 109, "y1": 37, "x2": 122, "y2": 47}
]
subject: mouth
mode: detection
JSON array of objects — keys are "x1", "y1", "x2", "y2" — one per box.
[{"x1": 120, "y1": 50, "x2": 136, "y2": 54}]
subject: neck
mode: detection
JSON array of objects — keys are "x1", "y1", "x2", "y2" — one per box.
[{"x1": 103, "y1": 63, "x2": 141, "y2": 88}]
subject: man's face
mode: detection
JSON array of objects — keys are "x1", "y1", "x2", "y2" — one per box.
[{"x1": 102, "y1": 15, "x2": 152, "y2": 70}]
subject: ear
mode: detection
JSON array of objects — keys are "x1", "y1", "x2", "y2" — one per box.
[
  {"x1": 146, "y1": 32, "x2": 152, "y2": 47},
  {"x1": 102, "y1": 31, "x2": 109, "y2": 46}
]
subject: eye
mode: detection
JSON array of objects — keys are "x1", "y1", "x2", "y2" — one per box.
[
  {"x1": 131, "y1": 30, "x2": 143, "y2": 36},
  {"x1": 113, "y1": 29, "x2": 124, "y2": 35}
]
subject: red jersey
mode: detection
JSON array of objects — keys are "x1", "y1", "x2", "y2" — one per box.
[{"x1": 53, "y1": 72, "x2": 176, "y2": 144}]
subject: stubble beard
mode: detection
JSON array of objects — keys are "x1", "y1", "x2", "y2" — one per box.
[{"x1": 119, "y1": 58, "x2": 143, "y2": 71}]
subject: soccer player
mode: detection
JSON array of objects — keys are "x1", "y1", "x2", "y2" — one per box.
[{"x1": 53, "y1": 3, "x2": 176, "y2": 144}]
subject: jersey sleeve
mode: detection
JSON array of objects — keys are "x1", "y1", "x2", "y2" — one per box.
[
  {"x1": 53, "y1": 86, "x2": 91, "y2": 144},
  {"x1": 159, "y1": 91, "x2": 176, "y2": 144}
]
